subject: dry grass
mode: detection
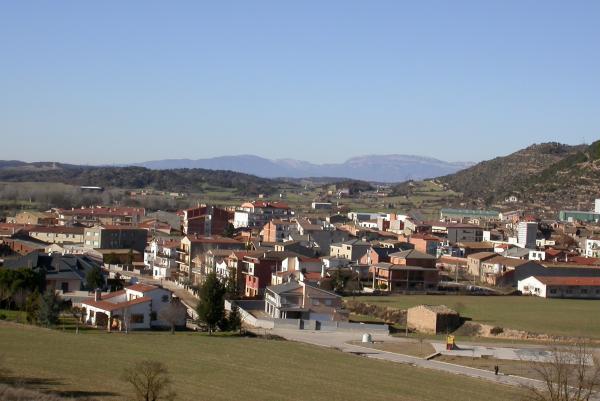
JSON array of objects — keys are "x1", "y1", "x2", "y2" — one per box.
[{"x1": 0, "y1": 321, "x2": 522, "y2": 401}]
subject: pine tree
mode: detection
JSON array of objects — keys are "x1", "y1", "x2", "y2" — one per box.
[{"x1": 195, "y1": 273, "x2": 225, "y2": 334}]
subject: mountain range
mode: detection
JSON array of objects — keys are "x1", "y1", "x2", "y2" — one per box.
[{"x1": 133, "y1": 155, "x2": 473, "y2": 182}]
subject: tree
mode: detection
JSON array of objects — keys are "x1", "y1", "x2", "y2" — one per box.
[
  {"x1": 224, "y1": 268, "x2": 239, "y2": 299},
  {"x1": 122, "y1": 360, "x2": 175, "y2": 401},
  {"x1": 85, "y1": 266, "x2": 104, "y2": 290},
  {"x1": 158, "y1": 299, "x2": 187, "y2": 334},
  {"x1": 228, "y1": 303, "x2": 242, "y2": 334},
  {"x1": 36, "y1": 289, "x2": 62, "y2": 327},
  {"x1": 222, "y1": 223, "x2": 235, "y2": 238},
  {"x1": 195, "y1": 273, "x2": 225, "y2": 334},
  {"x1": 70, "y1": 306, "x2": 85, "y2": 334},
  {"x1": 524, "y1": 340, "x2": 600, "y2": 401}
]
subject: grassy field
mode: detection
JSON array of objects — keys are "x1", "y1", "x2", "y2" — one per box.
[
  {"x1": 0, "y1": 321, "x2": 522, "y2": 401},
  {"x1": 349, "y1": 295, "x2": 600, "y2": 338}
]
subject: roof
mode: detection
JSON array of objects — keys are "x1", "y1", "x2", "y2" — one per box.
[
  {"x1": 266, "y1": 281, "x2": 302, "y2": 295},
  {"x1": 374, "y1": 262, "x2": 436, "y2": 271},
  {"x1": 126, "y1": 283, "x2": 159, "y2": 293},
  {"x1": 456, "y1": 241, "x2": 494, "y2": 249},
  {"x1": 389, "y1": 249, "x2": 436, "y2": 260},
  {"x1": 83, "y1": 295, "x2": 151, "y2": 312},
  {"x1": 28, "y1": 226, "x2": 85, "y2": 235},
  {"x1": 410, "y1": 304, "x2": 458, "y2": 315},
  {"x1": 483, "y1": 255, "x2": 529, "y2": 267},
  {"x1": 467, "y1": 252, "x2": 497, "y2": 261},
  {"x1": 187, "y1": 236, "x2": 243, "y2": 244},
  {"x1": 531, "y1": 276, "x2": 600, "y2": 286}
]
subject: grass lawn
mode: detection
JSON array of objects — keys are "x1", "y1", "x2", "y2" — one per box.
[
  {"x1": 0, "y1": 321, "x2": 522, "y2": 401},
  {"x1": 349, "y1": 295, "x2": 600, "y2": 338},
  {"x1": 0, "y1": 309, "x2": 26, "y2": 323}
]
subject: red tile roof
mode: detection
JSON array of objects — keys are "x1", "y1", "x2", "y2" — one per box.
[
  {"x1": 83, "y1": 296, "x2": 151, "y2": 312},
  {"x1": 126, "y1": 283, "x2": 159, "y2": 293},
  {"x1": 534, "y1": 276, "x2": 600, "y2": 286}
]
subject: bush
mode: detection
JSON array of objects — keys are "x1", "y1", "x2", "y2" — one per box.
[
  {"x1": 0, "y1": 314, "x2": 6, "y2": 320},
  {"x1": 490, "y1": 326, "x2": 504, "y2": 335}
]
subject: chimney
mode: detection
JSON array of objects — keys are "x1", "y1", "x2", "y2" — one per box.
[{"x1": 94, "y1": 289, "x2": 101, "y2": 301}]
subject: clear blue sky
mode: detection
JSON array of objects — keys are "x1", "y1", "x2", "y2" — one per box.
[{"x1": 1, "y1": 1, "x2": 598, "y2": 164}]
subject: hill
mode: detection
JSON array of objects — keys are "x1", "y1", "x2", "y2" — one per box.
[
  {"x1": 0, "y1": 162, "x2": 286, "y2": 195},
  {"x1": 436, "y1": 141, "x2": 599, "y2": 209},
  {"x1": 0, "y1": 322, "x2": 520, "y2": 401},
  {"x1": 134, "y1": 154, "x2": 473, "y2": 182}
]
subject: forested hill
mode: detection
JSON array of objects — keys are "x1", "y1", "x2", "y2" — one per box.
[
  {"x1": 436, "y1": 141, "x2": 600, "y2": 208},
  {"x1": 0, "y1": 162, "x2": 287, "y2": 195}
]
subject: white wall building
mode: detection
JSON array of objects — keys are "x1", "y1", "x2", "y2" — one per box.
[
  {"x1": 596, "y1": 198, "x2": 600, "y2": 213},
  {"x1": 517, "y1": 222, "x2": 537, "y2": 249},
  {"x1": 82, "y1": 283, "x2": 183, "y2": 331},
  {"x1": 518, "y1": 276, "x2": 600, "y2": 299},
  {"x1": 585, "y1": 238, "x2": 600, "y2": 258}
]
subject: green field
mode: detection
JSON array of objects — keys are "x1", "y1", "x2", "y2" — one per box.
[
  {"x1": 350, "y1": 295, "x2": 600, "y2": 338},
  {"x1": 0, "y1": 322, "x2": 521, "y2": 401}
]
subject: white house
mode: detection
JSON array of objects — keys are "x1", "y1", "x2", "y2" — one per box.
[
  {"x1": 585, "y1": 238, "x2": 600, "y2": 258},
  {"x1": 518, "y1": 276, "x2": 600, "y2": 299},
  {"x1": 144, "y1": 239, "x2": 180, "y2": 279},
  {"x1": 82, "y1": 283, "x2": 184, "y2": 331}
]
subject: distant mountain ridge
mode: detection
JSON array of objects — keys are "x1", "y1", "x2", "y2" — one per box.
[{"x1": 133, "y1": 154, "x2": 473, "y2": 182}]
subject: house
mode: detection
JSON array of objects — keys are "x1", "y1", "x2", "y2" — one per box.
[
  {"x1": 407, "y1": 305, "x2": 460, "y2": 334},
  {"x1": 440, "y1": 208, "x2": 500, "y2": 221},
  {"x1": 83, "y1": 225, "x2": 148, "y2": 253},
  {"x1": 359, "y1": 245, "x2": 413, "y2": 265},
  {"x1": 144, "y1": 238, "x2": 180, "y2": 280},
  {"x1": 518, "y1": 276, "x2": 600, "y2": 299},
  {"x1": 430, "y1": 222, "x2": 483, "y2": 243},
  {"x1": 407, "y1": 234, "x2": 442, "y2": 256},
  {"x1": 389, "y1": 249, "x2": 437, "y2": 269},
  {"x1": 370, "y1": 262, "x2": 439, "y2": 292},
  {"x1": 585, "y1": 238, "x2": 600, "y2": 258},
  {"x1": 176, "y1": 236, "x2": 245, "y2": 280},
  {"x1": 242, "y1": 253, "x2": 286, "y2": 298},
  {"x1": 180, "y1": 205, "x2": 232, "y2": 236},
  {"x1": 27, "y1": 226, "x2": 85, "y2": 245},
  {"x1": 454, "y1": 241, "x2": 495, "y2": 257},
  {"x1": 466, "y1": 252, "x2": 497, "y2": 277},
  {"x1": 15, "y1": 211, "x2": 57, "y2": 225},
  {"x1": 264, "y1": 280, "x2": 346, "y2": 321},
  {"x1": 479, "y1": 256, "x2": 531, "y2": 285},
  {"x1": 3, "y1": 252, "x2": 104, "y2": 293},
  {"x1": 261, "y1": 220, "x2": 297, "y2": 242},
  {"x1": 57, "y1": 206, "x2": 145, "y2": 227},
  {"x1": 233, "y1": 201, "x2": 292, "y2": 228},
  {"x1": 82, "y1": 283, "x2": 184, "y2": 331},
  {"x1": 2, "y1": 237, "x2": 48, "y2": 255},
  {"x1": 329, "y1": 238, "x2": 371, "y2": 261}
]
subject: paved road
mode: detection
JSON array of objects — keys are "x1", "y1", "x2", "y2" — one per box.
[{"x1": 269, "y1": 328, "x2": 549, "y2": 391}]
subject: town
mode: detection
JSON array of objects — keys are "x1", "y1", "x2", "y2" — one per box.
[{"x1": 1, "y1": 182, "x2": 600, "y2": 400}]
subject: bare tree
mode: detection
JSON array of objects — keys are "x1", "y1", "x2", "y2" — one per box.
[
  {"x1": 122, "y1": 360, "x2": 175, "y2": 401},
  {"x1": 158, "y1": 299, "x2": 187, "y2": 334},
  {"x1": 524, "y1": 340, "x2": 600, "y2": 401}
]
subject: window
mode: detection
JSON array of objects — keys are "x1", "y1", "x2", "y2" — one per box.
[
  {"x1": 161, "y1": 295, "x2": 169, "y2": 302},
  {"x1": 130, "y1": 314, "x2": 144, "y2": 324},
  {"x1": 312, "y1": 299, "x2": 320, "y2": 306},
  {"x1": 325, "y1": 299, "x2": 332, "y2": 306},
  {"x1": 549, "y1": 289, "x2": 557, "y2": 294},
  {"x1": 581, "y1": 288, "x2": 588, "y2": 294}
]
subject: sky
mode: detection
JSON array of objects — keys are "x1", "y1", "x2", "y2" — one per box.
[{"x1": 1, "y1": 1, "x2": 599, "y2": 165}]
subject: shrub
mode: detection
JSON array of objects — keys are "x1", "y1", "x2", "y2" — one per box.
[{"x1": 490, "y1": 326, "x2": 504, "y2": 335}]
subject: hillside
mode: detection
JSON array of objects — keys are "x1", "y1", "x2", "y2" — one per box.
[
  {"x1": 436, "y1": 141, "x2": 600, "y2": 208},
  {"x1": 134, "y1": 154, "x2": 473, "y2": 182},
  {"x1": 0, "y1": 162, "x2": 285, "y2": 195}
]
